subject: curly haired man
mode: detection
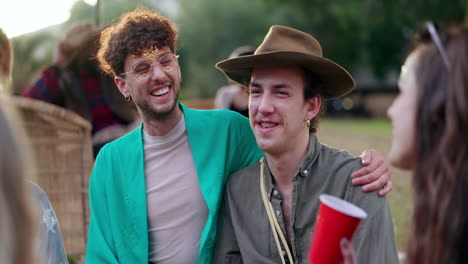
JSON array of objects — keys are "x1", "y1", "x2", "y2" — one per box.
[{"x1": 86, "y1": 8, "x2": 392, "y2": 264}]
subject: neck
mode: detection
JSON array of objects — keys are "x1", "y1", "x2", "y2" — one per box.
[
  {"x1": 265, "y1": 133, "x2": 310, "y2": 188},
  {"x1": 142, "y1": 106, "x2": 183, "y2": 136}
]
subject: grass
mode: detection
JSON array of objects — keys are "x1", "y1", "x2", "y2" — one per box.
[{"x1": 317, "y1": 118, "x2": 412, "y2": 252}]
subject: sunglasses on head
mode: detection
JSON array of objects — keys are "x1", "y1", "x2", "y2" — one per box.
[{"x1": 420, "y1": 21, "x2": 452, "y2": 70}]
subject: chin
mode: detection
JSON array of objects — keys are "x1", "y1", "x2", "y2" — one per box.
[
  {"x1": 258, "y1": 143, "x2": 284, "y2": 156},
  {"x1": 256, "y1": 140, "x2": 273, "y2": 152},
  {"x1": 388, "y1": 152, "x2": 413, "y2": 171}
]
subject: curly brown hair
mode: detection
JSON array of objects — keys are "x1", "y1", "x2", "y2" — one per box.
[{"x1": 97, "y1": 7, "x2": 178, "y2": 77}]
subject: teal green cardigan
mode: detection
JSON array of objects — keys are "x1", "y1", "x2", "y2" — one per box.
[{"x1": 86, "y1": 104, "x2": 263, "y2": 263}]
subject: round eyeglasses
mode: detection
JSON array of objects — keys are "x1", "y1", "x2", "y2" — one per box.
[{"x1": 121, "y1": 53, "x2": 180, "y2": 80}]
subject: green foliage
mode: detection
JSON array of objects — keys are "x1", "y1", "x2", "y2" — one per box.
[
  {"x1": 11, "y1": 0, "x2": 467, "y2": 98},
  {"x1": 11, "y1": 32, "x2": 56, "y2": 94},
  {"x1": 177, "y1": 0, "x2": 277, "y2": 98},
  {"x1": 263, "y1": 0, "x2": 467, "y2": 79},
  {"x1": 66, "y1": 0, "x2": 156, "y2": 27},
  {"x1": 10, "y1": 0, "x2": 157, "y2": 95}
]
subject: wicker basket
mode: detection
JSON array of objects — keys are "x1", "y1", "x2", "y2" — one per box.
[{"x1": 11, "y1": 96, "x2": 93, "y2": 256}]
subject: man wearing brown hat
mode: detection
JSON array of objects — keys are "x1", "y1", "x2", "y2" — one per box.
[
  {"x1": 85, "y1": 8, "x2": 392, "y2": 263},
  {"x1": 214, "y1": 25, "x2": 399, "y2": 263}
]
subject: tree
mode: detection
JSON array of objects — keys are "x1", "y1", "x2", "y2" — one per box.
[
  {"x1": 11, "y1": 31, "x2": 56, "y2": 94},
  {"x1": 10, "y1": 0, "x2": 157, "y2": 94},
  {"x1": 177, "y1": 0, "x2": 277, "y2": 98},
  {"x1": 262, "y1": 0, "x2": 467, "y2": 79}
]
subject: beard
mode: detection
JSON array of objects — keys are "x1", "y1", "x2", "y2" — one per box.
[{"x1": 136, "y1": 88, "x2": 180, "y2": 121}]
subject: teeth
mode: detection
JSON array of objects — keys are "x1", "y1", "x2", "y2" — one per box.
[
  {"x1": 152, "y1": 87, "x2": 169, "y2": 96},
  {"x1": 260, "y1": 123, "x2": 276, "y2": 128}
]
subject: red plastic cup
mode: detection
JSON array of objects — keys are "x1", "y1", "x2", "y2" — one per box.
[{"x1": 308, "y1": 194, "x2": 367, "y2": 264}]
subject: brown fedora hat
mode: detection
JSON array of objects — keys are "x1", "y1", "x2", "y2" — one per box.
[{"x1": 216, "y1": 25, "x2": 355, "y2": 99}]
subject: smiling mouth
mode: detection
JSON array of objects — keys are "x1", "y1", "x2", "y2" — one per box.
[
  {"x1": 259, "y1": 122, "x2": 277, "y2": 128},
  {"x1": 151, "y1": 87, "x2": 170, "y2": 96}
]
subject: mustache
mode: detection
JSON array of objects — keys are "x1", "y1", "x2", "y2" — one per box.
[{"x1": 148, "y1": 80, "x2": 174, "y2": 91}]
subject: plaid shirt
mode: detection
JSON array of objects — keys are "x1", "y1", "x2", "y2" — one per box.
[{"x1": 22, "y1": 65, "x2": 124, "y2": 135}]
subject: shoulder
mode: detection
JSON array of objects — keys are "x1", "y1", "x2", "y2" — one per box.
[
  {"x1": 317, "y1": 145, "x2": 387, "y2": 220},
  {"x1": 318, "y1": 143, "x2": 362, "y2": 171},
  {"x1": 99, "y1": 124, "x2": 141, "y2": 152},
  {"x1": 91, "y1": 125, "x2": 142, "y2": 178},
  {"x1": 306, "y1": 142, "x2": 363, "y2": 194},
  {"x1": 226, "y1": 162, "x2": 260, "y2": 189}
]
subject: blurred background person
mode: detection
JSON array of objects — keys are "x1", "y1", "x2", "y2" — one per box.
[
  {"x1": 214, "y1": 45, "x2": 255, "y2": 117},
  {"x1": 22, "y1": 22, "x2": 139, "y2": 157},
  {"x1": 341, "y1": 23, "x2": 468, "y2": 264},
  {"x1": 1, "y1": 27, "x2": 68, "y2": 264}
]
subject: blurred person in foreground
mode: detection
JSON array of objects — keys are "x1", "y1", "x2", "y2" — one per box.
[
  {"x1": 0, "y1": 100, "x2": 38, "y2": 264},
  {"x1": 22, "y1": 22, "x2": 139, "y2": 157},
  {"x1": 214, "y1": 46, "x2": 255, "y2": 117},
  {"x1": 0, "y1": 29, "x2": 13, "y2": 89},
  {"x1": 87, "y1": 8, "x2": 392, "y2": 263},
  {"x1": 213, "y1": 25, "x2": 399, "y2": 264},
  {"x1": 0, "y1": 27, "x2": 68, "y2": 264},
  {"x1": 341, "y1": 23, "x2": 468, "y2": 264}
]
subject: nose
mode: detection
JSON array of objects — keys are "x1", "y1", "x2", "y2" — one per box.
[
  {"x1": 149, "y1": 61, "x2": 167, "y2": 81},
  {"x1": 258, "y1": 93, "x2": 274, "y2": 114}
]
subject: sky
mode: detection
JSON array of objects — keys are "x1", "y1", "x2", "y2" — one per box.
[{"x1": 0, "y1": 0, "x2": 97, "y2": 38}]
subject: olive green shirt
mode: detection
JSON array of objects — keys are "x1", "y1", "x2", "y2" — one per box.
[{"x1": 214, "y1": 134, "x2": 399, "y2": 264}]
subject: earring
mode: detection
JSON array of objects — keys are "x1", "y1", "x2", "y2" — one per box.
[
  {"x1": 125, "y1": 95, "x2": 131, "y2": 101},
  {"x1": 306, "y1": 119, "x2": 311, "y2": 128}
]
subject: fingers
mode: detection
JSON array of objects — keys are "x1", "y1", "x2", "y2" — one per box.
[
  {"x1": 340, "y1": 238, "x2": 356, "y2": 264},
  {"x1": 360, "y1": 150, "x2": 373, "y2": 166},
  {"x1": 351, "y1": 150, "x2": 383, "y2": 180},
  {"x1": 378, "y1": 180, "x2": 393, "y2": 196},
  {"x1": 360, "y1": 168, "x2": 390, "y2": 192},
  {"x1": 352, "y1": 159, "x2": 388, "y2": 187},
  {"x1": 351, "y1": 150, "x2": 394, "y2": 195}
]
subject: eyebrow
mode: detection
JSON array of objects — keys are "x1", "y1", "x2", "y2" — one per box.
[
  {"x1": 133, "y1": 51, "x2": 172, "y2": 62},
  {"x1": 157, "y1": 51, "x2": 172, "y2": 57},
  {"x1": 249, "y1": 81, "x2": 291, "y2": 89},
  {"x1": 130, "y1": 51, "x2": 173, "y2": 67}
]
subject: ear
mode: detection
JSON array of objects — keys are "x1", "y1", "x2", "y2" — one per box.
[
  {"x1": 304, "y1": 95, "x2": 321, "y2": 121},
  {"x1": 114, "y1": 76, "x2": 131, "y2": 98},
  {"x1": 177, "y1": 67, "x2": 182, "y2": 81}
]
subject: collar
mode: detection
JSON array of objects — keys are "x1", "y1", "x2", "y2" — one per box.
[{"x1": 262, "y1": 134, "x2": 321, "y2": 200}]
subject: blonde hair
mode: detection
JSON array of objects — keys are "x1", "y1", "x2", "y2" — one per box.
[
  {"x1": 0, "y1": 96, "x2": 38, "y2": 263},
  {"x1": 0, "y1": 26, "x2": 40, "y2": 264},
  {"x1": 0, "y1": 28, "x2": 13, "y2": 92}
]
